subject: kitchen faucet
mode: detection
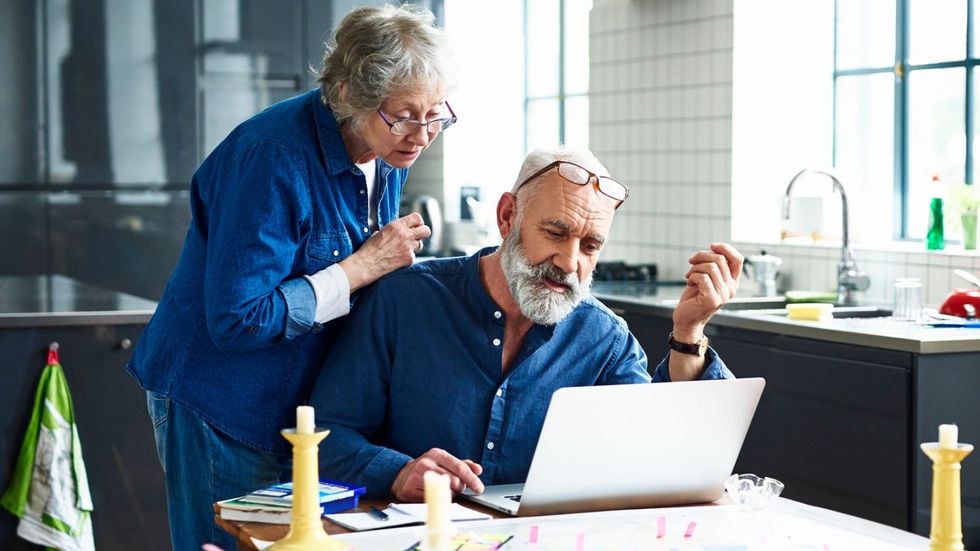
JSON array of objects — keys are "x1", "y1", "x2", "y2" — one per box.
[{"x1": 783, "y1": 168, "x2": 870, "y2": 306}]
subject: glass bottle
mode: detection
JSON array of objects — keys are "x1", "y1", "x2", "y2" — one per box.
[{"x1": 927, "y1": 174, "x2": 945, "y2": 250}]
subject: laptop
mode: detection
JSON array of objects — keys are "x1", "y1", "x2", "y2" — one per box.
[{"x1": 461, "y1": 377, "x2": 765, "y2": 516}]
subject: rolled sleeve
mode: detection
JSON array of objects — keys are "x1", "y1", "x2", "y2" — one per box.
[
  {"x1": 303, "y1": 263, "x2": 352, "y2": 324},
  {"x1": 650, "y1": 347, "x2": 733, "y2": 382},
  {"x1": 277, "y1": 277, "x2": 316, "y2": 339}
]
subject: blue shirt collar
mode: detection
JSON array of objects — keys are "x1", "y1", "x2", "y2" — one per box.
[{"x1": 313, "y1": 90, "x2": 396, "y2": 179}]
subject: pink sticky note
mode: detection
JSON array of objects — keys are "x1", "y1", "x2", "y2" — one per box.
[
  {"x1": 657, "y1": 516, "x2": 666, "y2": 538},
  {"x1": 575, "y1": 532, "x2": 585, "y2": 551},
  {"x1": 529, "y1": 525, "x2": 539, "y2": 543},
  {"x1": 683, "y1": 521, "x2": 697, "y2": 538}
]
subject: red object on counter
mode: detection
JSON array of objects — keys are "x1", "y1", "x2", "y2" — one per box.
[{"x1": 939, "y1": 288, "x2": 980, "y2": 318}]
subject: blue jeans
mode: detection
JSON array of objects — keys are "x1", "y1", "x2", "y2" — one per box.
[{"x1": 147, "y1": 391, "x2": 290, "y2": 550}]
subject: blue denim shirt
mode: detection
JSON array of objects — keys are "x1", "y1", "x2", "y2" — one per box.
[
  {"x1": 311, "y1": 248, "x2": 734, "y2": 497},
  {"x1": 128, "y1": 88, "x2": 408, "y2": 453}
]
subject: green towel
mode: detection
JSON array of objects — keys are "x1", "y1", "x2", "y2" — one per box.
[{"x1": 1, "y1": 353, "x2": 94, "y2": 551}]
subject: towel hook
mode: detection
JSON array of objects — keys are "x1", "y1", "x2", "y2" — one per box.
[{"x1": 47, "y1": 342, "x2": 60, "y2": 365}]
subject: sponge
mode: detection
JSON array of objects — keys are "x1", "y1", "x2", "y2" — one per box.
[{"x1": 786, "y1": 303, "x2": 834, "y2": 321}]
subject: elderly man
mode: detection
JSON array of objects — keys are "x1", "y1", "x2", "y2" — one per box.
[{"x1": 310, "y1": 148, "x2": 743, "y2": 501}]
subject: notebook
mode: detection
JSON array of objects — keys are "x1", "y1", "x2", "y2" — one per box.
[
  {"x1": 461, "y1": 377, "x2": 765, "y2": 516},
  {"x1": 324, "y1": 502, "x2": 491, "y2": 531}
]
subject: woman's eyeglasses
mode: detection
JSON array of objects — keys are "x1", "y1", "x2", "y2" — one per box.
[
  {"x1": 515, "y1": 161, "x2": 629, "y2": 205},
  {"x1": 378, "y1": 102, "x2": 457, "y2": 136}
]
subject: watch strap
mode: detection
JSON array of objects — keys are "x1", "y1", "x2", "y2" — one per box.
[{"x1": 668, "y1": 331, "x2": 708, "y2": 356}]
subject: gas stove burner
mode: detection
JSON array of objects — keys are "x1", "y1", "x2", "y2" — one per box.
[{"x1": 593, "y1": 261, "x2": 658, "y2": 282}]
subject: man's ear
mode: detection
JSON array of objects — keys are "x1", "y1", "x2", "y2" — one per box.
[
  {"x1": 497, "y1": 192, "x2": 518, "y2": 239},
  {"x1": 338, "y1": 81, "x2": 348, "y2": 102}
]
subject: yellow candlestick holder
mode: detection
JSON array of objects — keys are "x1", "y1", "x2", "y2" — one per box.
[
  {"x1": 268, "y1": 428, "x2": 347, "y2": 551},
  {"x1": 921, "y1": 442, "x2": 974, "y2": 551}
]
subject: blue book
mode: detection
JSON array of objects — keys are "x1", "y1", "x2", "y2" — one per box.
[{"x1": 238, "y1": 479, "x2": 366, "y2": 514}]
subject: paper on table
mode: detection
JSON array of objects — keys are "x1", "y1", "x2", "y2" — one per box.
[{"x1": 324, "y1": 502, "x2": 491, "y2": 532}]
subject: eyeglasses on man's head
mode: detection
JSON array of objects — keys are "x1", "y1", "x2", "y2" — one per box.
[
  {"x1": 377, "y1": 101, "x2": 457, "y2": 136},
  {"x1": 515, "y1": 160, "x2": 629, "y2": 205}
]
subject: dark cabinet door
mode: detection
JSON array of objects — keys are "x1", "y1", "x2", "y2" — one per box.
[
  {"x1": 597, "y1": 298, "x2": 915, "y2": 530},
  {"x1": 0, "y1": 324, "x2": 169, "y2": 551},
  {"x1": 715, "y1": 330, "x2": 912, "y2": 529}
]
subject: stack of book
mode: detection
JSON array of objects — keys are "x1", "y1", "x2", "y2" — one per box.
[{"x1": 217, "y1": 479, "x2": 366, "y2": 524}]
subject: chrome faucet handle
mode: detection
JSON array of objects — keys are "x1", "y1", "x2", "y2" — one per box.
[
  {"x1": 837, "y1": 261, "x2": 870, "y2": 305},
  {"x1": 840, "y1": 269, "x2": 870, "y2": 291}
]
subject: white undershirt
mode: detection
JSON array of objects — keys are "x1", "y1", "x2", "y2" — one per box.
[
  {"x1": 301, "y1": 159, "x2": 378, "y2": 325},
  {"x1": 358, "y1": 160, "x2": 379, "y2": 231}
]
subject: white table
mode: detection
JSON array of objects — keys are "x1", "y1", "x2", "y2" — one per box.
[{"x1": 311, "y1": 498, "x2": 930, "y2": 550}]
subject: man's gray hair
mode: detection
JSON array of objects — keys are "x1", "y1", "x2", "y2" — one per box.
[
  {"x1": 315, "y1": 4, "x2": 455, "y2": 129},
  {"x1": 510, "y1": 148, "x2": 610, "y2": 198}
]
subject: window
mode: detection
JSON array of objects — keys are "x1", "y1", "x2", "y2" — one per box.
[
  {"x1": 835, "y1": 0, "x2": 975, "y2": 241},
  {"x1": 524, "y1": 0, "x2": 591, "y2": 152}
]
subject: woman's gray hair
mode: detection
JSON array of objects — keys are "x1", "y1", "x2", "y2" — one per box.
[
  {"x1": 510, "y1": 148, "x2": 610, "y2": 205},
  {"x1": 316, "y1": 4, "x2": 455, "y2": 129}
]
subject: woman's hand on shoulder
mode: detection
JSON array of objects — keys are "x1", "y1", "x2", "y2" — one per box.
[{"x1": 340, "y1": 213, "x2": 431, "y2": 291}]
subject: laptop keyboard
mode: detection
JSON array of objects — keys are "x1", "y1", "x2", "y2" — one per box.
[{"x1": 504, "y1": 494, "x2": 522, "y2": 503}]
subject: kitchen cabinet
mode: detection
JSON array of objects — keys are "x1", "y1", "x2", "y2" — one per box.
[
  {"x1": 598, "y1": 293, "x2": 980, "y2": 547},
  {"x1": 0, "y1": 276, "x2": 164, "y2": 551}
]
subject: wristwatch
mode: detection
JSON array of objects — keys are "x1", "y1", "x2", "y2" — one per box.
[{"x1": 668, "y1": 331, "x2": 708, "y2": 356}]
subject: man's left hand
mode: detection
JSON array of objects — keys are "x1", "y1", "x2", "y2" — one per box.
[{"x1": 671, "y1": 242, "x2": 743, "y2": 342}]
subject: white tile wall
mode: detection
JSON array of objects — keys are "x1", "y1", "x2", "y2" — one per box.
[
  {"x1": 592, "y1": 0, "x2": 979, "y2": 308},
  {"x1": 591, "y1": 0, "x2": 733, "y2": 273}
]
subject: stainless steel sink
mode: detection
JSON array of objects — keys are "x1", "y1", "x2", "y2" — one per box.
[
  {"x1": 720, "y1": 297, "x2": 789, "y2": 310},
  {"x1": 831, "y1": 306, "x2": 892, "y2": 319},
  {"x1": 718, "y1": 298, "x2": 892, "y2": 319}
]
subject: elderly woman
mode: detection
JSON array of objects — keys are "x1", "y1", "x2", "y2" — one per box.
[{"x1": 126, "y1": 5, "x2": 455, "y2": 549}]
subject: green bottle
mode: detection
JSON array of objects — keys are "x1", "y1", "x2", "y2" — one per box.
[{"x1": 927, "y1": 174, "x2": 945, "y2": 250}]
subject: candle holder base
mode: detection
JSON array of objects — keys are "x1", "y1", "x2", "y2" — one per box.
[
  {"x1": 268, "y1": 429, "x2": 347, "y2": 551},
  {"x1": 921, "y1": 442, "x2": 974, "y2": 551}
]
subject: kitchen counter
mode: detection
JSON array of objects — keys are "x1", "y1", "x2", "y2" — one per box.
[
  {"x1": 0, "y1": 274, "x2": 157, "y2": 327},
  {"x1": 0, "y1": 275, "x2": 167, "y2": 548},
  {"x1": 592, "y1": 282, "x2": 980, "y2": 354}
]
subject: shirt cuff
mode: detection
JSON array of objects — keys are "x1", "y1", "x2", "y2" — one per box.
[
  {"x1": 304, "y1": 264, "x2": 352, "y2": 324},
  {"x1": 361, "y1": 447, "x2": 414, "y2": 498},
  {"x1": 651, "y1": 346, "x2": 733, "y2": 382},
  {"x1": 277, "y1": 277, "x2": 316, "y2": 339}
]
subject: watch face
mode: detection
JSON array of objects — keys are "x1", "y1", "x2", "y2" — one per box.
[{"x1": 698, "y1": 337, "x2": 709, "y2": 355}]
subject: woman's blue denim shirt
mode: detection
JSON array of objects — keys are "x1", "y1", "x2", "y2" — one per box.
[{"x1": 127, "y1": 88, "x2": 408, "y2": 453}]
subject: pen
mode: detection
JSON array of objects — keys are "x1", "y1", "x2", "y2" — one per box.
[{"x1": 368, "y1": 506, "x2": 389, "y2": 521}]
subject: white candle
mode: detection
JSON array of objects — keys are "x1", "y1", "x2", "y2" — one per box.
[
  {"x1": 939, "y1": 423, "x2": 958, "y2": 449},
  {"x1": 296, "y1": 405, "x2": 315, "y2": 434},
  {"x1": 424, "y1": 471, "x2": 450, "y2": 529}
]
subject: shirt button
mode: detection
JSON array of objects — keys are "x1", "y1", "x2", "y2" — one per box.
[
  {"x1": 492, "y1": 338, "x2": 501, "y2": 346},
  {"x1": 332, "y1": 250, "x2": 339, "y2": 256},
  {"x1": 359, "y1": 189, "x2": 365, "y2": 195},
  {"x1": 312, "y1": 324, "x2": 323, "y2": 333},
  {"x1": 493, "y1": 311, "x2": 502, "y2": 319},
  {"x1": 487, "y1": 442, "x2": 495, "y2": 450},
  {"x1": 496, "y1": 388, "x2": 503, "y2": 397},
  {"x1": 362, "y1": 226, "x2": 369, "y2": 233},
  {"x1": 246, "y1": 325, "x2": 256, "y2": 333}
]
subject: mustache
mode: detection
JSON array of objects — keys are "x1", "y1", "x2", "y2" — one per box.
[{"x1": 527, "y1": 261, "x2": 579, "y2": 290}]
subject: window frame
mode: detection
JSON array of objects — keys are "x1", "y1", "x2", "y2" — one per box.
[
  {"x1": 523, "y1": 0, "x2": 589, "y2": 152},
  {"x1": 834, "y1": 0, "x2": 977, "y2": 240}
]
